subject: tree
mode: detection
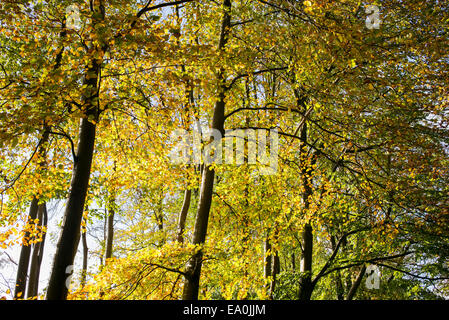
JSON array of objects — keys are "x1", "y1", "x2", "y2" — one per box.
[{"x1": 1, "y1": 0, "x2": 448, "y2": 301}]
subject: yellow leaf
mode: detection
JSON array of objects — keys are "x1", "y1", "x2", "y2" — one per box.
[{"x1": 350, "y1": 59, "x2": 357, "y2": 68}]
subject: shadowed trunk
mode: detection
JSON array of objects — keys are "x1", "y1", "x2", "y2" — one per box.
[
  {"x1": 269, "y1": 250, "x2": 280, "y2": 300},
  {"x1": 105, "y1": 197, "x2": 115, "y2": 260},
  {"x1": 80, "y1": 228, "x2": 88, "y2": 288},
  {"x1": 330, "y1": 235, "x2": 345, "y2": 300},
  {"x1": 182, "y1": 0, "x2": 231, "y2": 300},
  {"x1": 46, "y1": 46, "x2": 103, "y2": 298},
  {"x1": 346, "y1": 265, "x2": 367, "y2": 300},
  {"x1": 177, "y1": 189, "x2": 192, "y2": 243},
  {"x1": 46, "y1": 114, "x2": 97, "y2": 300},
  {"x1": 14, "y1": 197, "x2": 39, "y2": 299},
  {"x1": 19, "y1": 19, "x2": 66, "y2": 299},
  {"x1": 27, "y1": 203, "x2": 48, "y2": 298},
  {"x1": 267, "y1": 228, "x2": 280, "y2": 300},
  {"x1": 46, "y1": 3, "x2": 106, "y2": 299},
  {"x1": 298, "y1": 122, "x2": 314, "y2": 300},
  {"x1": 298, "y1": 223, "x2": 313, "y2": 300},
  {"x1": 264, "y1": 237, "x2": 272, "y2": 280},
  {"x1": 15, "y1": 129, "x2": 50, "y2": 299}
]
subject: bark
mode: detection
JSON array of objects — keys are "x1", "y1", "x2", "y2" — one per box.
[
  {"x1": 80, "y1": 229, "x2": 88, "y2": 288},
  {"x1": 176, "y1": 189, "x2": 192, "y2": 243},
  {"x1": 298, "y1": 223, "x2": 313, "y2": 300},
  {"x1": 292, "y1": 253, "x2": 297, "y2": 272},
  {"x1": 346, "y1": 265, "x2": 367, "y2": 300},
  {"x1": 27, "y1": 203, "x2": 48, "y2": 298},
  {"x1": 155, "y1": 195, "x2": 164, "y2": 232},
  {"x1": 14, "y1": 197, "x2": 39, "y2": 299},
  {"x1": 105, "y1": 197, "x2": 115, "y2": 260},
  {"x1": 298, "y1": 123, "x2": 314, "y2": 300},
  {"x1": 266, "y1": 229, "x2": 280, "y2": 299},
  {"x1": 269, "y1": 251, "x2": 280, "y2": 300},
  {"x1": 46, "y1": 115, "x2": 96, "y2": 300},
  {"x1": 181, "y1": 0, "x2": 231, "y2": 300},
  {"x1": 46, "y1": 49, "x2": 102, "y2": 298},
  {"x1": 15, "y1": 129, "x2": 50, "y2": 299},
  {"x1": 16, "y1": 14, "x2": 66, "y2": 300},
  {"x1": 330, "y1": 235, "x2": 345, "y2": 300},
  {"x1": 264, "y1": 238, "x2": 272, "y2": 280},
  {"x1": 46, "y1": 3, "x2": 106, "y2": 298}
]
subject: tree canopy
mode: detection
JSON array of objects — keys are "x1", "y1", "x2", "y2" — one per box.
[{"x1": 1, "y1": 0, "x2": 448, "y2": 301}]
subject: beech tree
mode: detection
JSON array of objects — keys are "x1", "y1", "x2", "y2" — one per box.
[{"x1": 1, "y1": 0, "x2": 448, "y2": 301}]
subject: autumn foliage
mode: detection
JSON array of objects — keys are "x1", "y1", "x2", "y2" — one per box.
[{"x1": 1, "y1": 0, "x2": 448, "y2": 300}]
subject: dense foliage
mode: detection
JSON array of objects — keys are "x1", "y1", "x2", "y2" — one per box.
[{"x1": 1, "y1": 0, "x2": 448, "y2": 300}]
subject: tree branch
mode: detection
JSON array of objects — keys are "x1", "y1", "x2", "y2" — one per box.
[
  {"x1": 375, "y1": 263, "x2": 449, "y2": 281},
  {"x1": 312, "y1": 227, "x2": 369, "y2": 285},
  {"x1": 45, "y1": 130, "x2": 77, "y2": 163},
  {"x1": 320, "y1": 251, "x2": 415, "y2": 279},
  {"x1": 225, "y1": 66, "x2": 287, "y2": 90},
  {"x1": 142, "y1": 262, "x2": 188, "y2": 278}
]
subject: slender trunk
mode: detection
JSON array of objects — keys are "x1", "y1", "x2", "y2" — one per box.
[
  {"x1": 105, "y1": 197, "x2": 115, "y2": 260},
  {"x1": 269, "y1": 250, "x2": 280, "y2": 300},
  {"x1": 298, "y1": 123, "x2": 314, "y2": 300},
  {"x1": 80, "y1": 228, "x2": 88, "y2": 288},
  {"x1": 46, "y1": 60, "x2": 101, "y2": 299},
  {"x1": 155, "y1": 196, "x2": 164, "y2": 232},
  {"x1": 15, "y1": 128, "x2": 50, "y2": 299},
  {"x1": 21, "y1": 20, "x2": 66, "y2": 298},
  {"x1": 298, "y1": 223, "x2": 313, "y2": 300},
  {"x1": 177, "y1": 189, "x2": 192, "y2": 243},
  {"x1": 330, "y1": 235, "x2": 344, "y2": 300},
  {"x1": 46, "y1": 3, "x2": 105, "y2": 297},
  {"x1": 268, "y1": 228, "x2": 280, "y2": 299},
  {"x1": 346, "y1": 265, "x2": 367, "y2": 300},
  {"x1": 46, "y1": 115, "x2": 96, "y2": 300},
  {"x1": 264, "y1": 236, "x2": 272, "y2": 297},
  {"x1": 27, "y1": 203, "x2": 48, "y2": 298},
  {"x1": 181, "y1": 155, "x2": 219, "y2": 299},
  {"x1": 181, "y1": 0, "x2": 231, "y2": 300},
  {"x1": 14, "y1": 197, "x2": 39, "y2": 299},
  {"x1": 291, "y1": 253, "x2": 296, "y2": 272},
  {"x1": 264, "y1": 237, "x2": 272, "y2": 280}
]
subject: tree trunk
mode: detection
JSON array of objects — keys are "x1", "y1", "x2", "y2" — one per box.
[
  {"x1": 15, "y1": 128, "x2": 50, "y2": 299},
  {"x1": 176, "y1": 189, "x2": 192, "y2": 243},
  {"x1": 181, "y1": 0, "x2": 231, "y2": 301},
  {"x1": 291, "y1": 253, "x2": 296, "y2": 272},
  {"x1": 329, "y1": 235, "x2": 344, "y2": 300},
  {"x1": 27, "y1": 203, "x2": 48, "y2": 299},
  {"x1": 181, "y1": 155, "x2": 219, "y2": 299},
  {"x1": 264, "y1": 237, "x2": 272, "y2": 280},
  {"x1": 46, "y1": 114, "x2": 97, "y2": 300},
  {"x1": 298, "y1": 223, "x2": 313, "y2": 300},
  {"x1": 105, "y1": 197, "x2": 115, "y2": 260},
  {"x1": 269, "y1": 250, "x2": 280, "y2": 300},
  {"x1": 46, "y1": 3, "x2": 105, "y2": 297},
  {"x1": 346, "y1": 265, "x2": 367, "y2": 300},
  {"x1": 298, "y1": 123, "x2": 314, "y2": 300},
  {"x1": 80, "y1": 228, "x2": 88, "y2": 288},
  {"x1": 14, "y1": 197, "x2": 39, "y2": 299},
  {"x1": 21, "y1": 20, "x2": 65, "y2": 298}
]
